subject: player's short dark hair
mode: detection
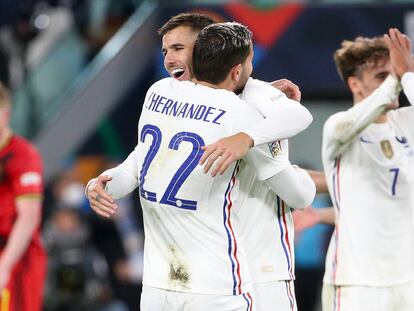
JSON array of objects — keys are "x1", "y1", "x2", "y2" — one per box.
[
  {"x1": 192, "y1": 22, "x2": 252, "y2": 84},
  {"x1": 334, "y1": 36, "x2": 389, "y2": 84},
  {"x1": 0, "y1": 82, "x2": 10, "y2": 108},
  {"x1": 157, "y1": 13, "x2": 215, "y2": 36}
]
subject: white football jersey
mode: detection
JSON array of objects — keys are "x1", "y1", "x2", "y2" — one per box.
[
  {"x1": 134, "y1": 78, "x2": 290, "y2": 295},
  {"x1": 238, "y1": 78, "x2": 313, "y2": 284},
  {"x1": 322, "y1": 74, "x2": 414, "y2": 286},
  {"x1": 101, "y1": 77, "x2": 313, "y2": 296},
  {"x1": 238, "y1": 139, "x2": 297, "y2": 283}
]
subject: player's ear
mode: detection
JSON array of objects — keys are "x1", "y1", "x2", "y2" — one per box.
[
  {"x1": 230, "y1": 64, "x2": 242, "y2": 83},
  {"x1": 347, "y1": 76, "x2": 361, "y2": 96}
]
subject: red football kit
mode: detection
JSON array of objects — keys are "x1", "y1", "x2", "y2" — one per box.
[{"x1": 0, "y1": 135, "x2": 46, "y2": 311}]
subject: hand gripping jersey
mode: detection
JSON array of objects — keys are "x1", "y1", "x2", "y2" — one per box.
[{"x1": 322, "y1": 74, "x2": 414, "y2": 286}]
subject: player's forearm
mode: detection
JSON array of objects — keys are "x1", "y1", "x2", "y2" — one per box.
[
  {"x1": 102, "y1": 165, "x2": 138, "y2": 199},
  {"x1": 324, "y1": 76, "x2": 400, "y2": 159},
  {"x1": 243, "y1": 103, "x2": 312, "y2": 146},
  {"x1": 85, "y1": 168, "x2": 137, "y2": 200},
  {"x1": 102, "y1": 145, "x2": 140, "y2": 199},
  {"x1": 264, "y1": 165, "x2": 316, "y2": 210},
  {"x1": 0, "y1": 201, "x2": 41, "y2": 271},
  {"x1": 315, "y1": 207, "x2": 336, "y2": 225},
  {"x1": 241, "y1": 78, "x2": 312, "y2": 146}
]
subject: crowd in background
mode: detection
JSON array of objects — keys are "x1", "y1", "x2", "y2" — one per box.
[
  {"x1": 42, "y1": 161, "x2": 144, "y2": 311},
  {"x1": 0, "y1": 0, "x2": 141, "y2": 91},
  {"x1": 0, "y1": 1, "x2": 146, "y2": 310}
]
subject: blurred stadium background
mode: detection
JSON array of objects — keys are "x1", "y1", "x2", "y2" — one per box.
[{"x1": 1, "y1": 0, "x2": 413, "y2": 310}]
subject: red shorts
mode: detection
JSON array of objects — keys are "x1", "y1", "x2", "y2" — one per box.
[{"x1": 0, "y1": 246, "x2": 47, "y2": 311}]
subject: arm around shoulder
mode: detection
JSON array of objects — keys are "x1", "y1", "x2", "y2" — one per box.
[
  {"x1": 242, "y1": 78, "x2": 312, "y2": 145},
  {"x1": 242, "y1": 97, "x2": 313, "y2": 146},
  {"x1": 264, "y1": 165, "x2": 316, "y2": 210}
]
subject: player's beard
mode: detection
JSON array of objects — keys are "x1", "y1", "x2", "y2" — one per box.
[
  {"x1": 234, "y1": 74, "x2": 249, "y2": 95},
  {"x1": 234, "y1": 85, "x2": 245, "y2": 95}
]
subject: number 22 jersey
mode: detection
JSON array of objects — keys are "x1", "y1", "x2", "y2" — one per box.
[{"x1": 134, "y1": 78, "x2": 281, "y2": 295}]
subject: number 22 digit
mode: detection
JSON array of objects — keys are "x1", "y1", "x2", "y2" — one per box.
[{"x1": 139, "y1": 124, "x2": 205, "y2": 210}]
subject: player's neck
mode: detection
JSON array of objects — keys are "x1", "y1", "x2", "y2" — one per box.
[
  {"x1": 191, "y1": 78, "x2": 234, "y2": 92},
  {"x1": 374, "y1": 113, "x2": 388, "y2": 123},
  {"x1": 0, "y1": 127, "x2": 12, "y2": 149}
]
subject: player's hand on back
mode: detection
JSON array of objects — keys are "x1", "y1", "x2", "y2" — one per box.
[
  {"x1": 292, "y1": 206, "x2": 320, "y2": 233},
  {"x1": 384, "y1": 28, "x2": 414, "y2": 79},
  {"x1": 86, "y1": 175, "x2": 118, "y2": 218},
  {"x1": 199, "y1": 132, "x2": 254, "y2": 177},
  {"x1": 270, "y1": 79, "x2": 302, "y2": 102}
]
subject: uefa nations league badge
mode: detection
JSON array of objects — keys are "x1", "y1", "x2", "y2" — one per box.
[{"x1": 268, "y1": 141, "x2": 281, "y2": 158}]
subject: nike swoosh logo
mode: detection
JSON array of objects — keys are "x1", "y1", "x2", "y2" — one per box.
[
  {"x1": 395, "y1": 136, "x2": 407, "y2": 144},
  {"x1": 359, "y1": 136, "x2": 373, "y2": 144}
]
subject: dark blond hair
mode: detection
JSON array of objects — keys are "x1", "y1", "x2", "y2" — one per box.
[{"x1": 334, "y1": 36, "x2": 389, "y2": 84}]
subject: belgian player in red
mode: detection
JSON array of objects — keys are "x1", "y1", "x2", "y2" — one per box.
[{"x1": 0, "y1": 83, "x2": 46, "y2": 311}]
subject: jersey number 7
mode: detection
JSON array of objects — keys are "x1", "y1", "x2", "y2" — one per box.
[
  {"x1": 389, "y1": 168, "x2": 399, "y2": 196},
  {"x1": 139, "y1": 124, "x2": 205, "y2": 210}
]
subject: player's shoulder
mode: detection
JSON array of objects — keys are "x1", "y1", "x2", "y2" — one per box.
[
  {"x1": 186, "y1": 81, "x2": 244, "y2": 105},
  {"x1": 401, "y1": 71, "x2": 414, "y2": 87},
  {"x1": 388, "y1": 105, "x2": 414, "y2": 131},
  {"x1": 10, "y1": 135, "x2": 41, "y2": 160},
  {"x1": 389, "y1": 105, "x2": 414, "y2": 118},
  {"x1": 243, "y1": 77, "x2": 284, "y2": 95},
  {"x1": 241, "y1": 77, "x2": 287, "y2": 104},
  {"x1": 323, "y1": 110, "x2": 347, "y2": 128},
  {"x1": 148, "y1": 77, "x2": 175, "y2": 90}
]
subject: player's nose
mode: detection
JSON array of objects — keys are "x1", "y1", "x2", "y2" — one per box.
[{"x1": 164, "y1": 52, "x2": 176, "y2": 67}]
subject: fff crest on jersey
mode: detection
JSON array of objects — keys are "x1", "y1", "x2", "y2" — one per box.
[
  {"x1": 268, "y1": 141, "x2": 281, "y2": 158},
  {"x1": 380, "y1": 140, "x2": 394, "y2": 159}
]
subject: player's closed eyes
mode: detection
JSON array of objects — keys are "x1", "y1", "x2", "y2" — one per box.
[{"x1": 376, "y1": 72, "x2": 389, "y2": 81}]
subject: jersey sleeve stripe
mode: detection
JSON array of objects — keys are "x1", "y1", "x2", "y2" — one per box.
[
  {"x1": 222, "y1": 161, "x2": 243, "y2": 295},
  {"x1": 276, "y1": 197, "x2": 294, "y2": 280},
  {"x1": 331, "y1": 157, "x2": 342, "y2": 284},
  {"x1": 332, "y1": 157, "x2": 342, "y2": 210},
  {"x1": 332, "y1": 224, "x2": 341, "y2": 284}
]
